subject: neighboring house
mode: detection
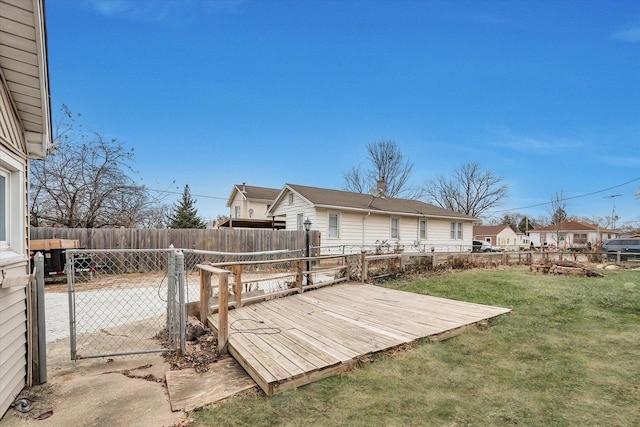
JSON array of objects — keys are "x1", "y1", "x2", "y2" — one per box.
[
  {"x1": 473, "y1": 224, "x2": 525, "y2": 251},
  {"x1": 267, "y1": 183, "x2": 477, "y2": 253},
  {"x1": 219, "y1": 183, "x2": 285, "y2": 229},
  {"x1": 0, "y1": 0, "x2": 52, "y2": 417},
  {"x1": 528, "y1": 221, "x2": 617, "y2": 249}
]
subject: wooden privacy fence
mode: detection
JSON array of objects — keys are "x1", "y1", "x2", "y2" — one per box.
[{"x1": 30, "y1": 227, "x2": 319, "y2": 253}]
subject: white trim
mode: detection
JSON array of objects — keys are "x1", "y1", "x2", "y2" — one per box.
[
  {"x1": 418, "y1": 218, "x2": 427, "y2": 241},
  {"x1": 390, "y1": 217, "x2": 400, "y2": 240},
  {"x1": 0, "y1": 153, "x2": 26, "y2": 265},
  {"x1": 296, "y1": 213, "x2": 304, "y2": 231},
  {"x1": 328, "y1": 211, "x2": 340, "y2": 239}
]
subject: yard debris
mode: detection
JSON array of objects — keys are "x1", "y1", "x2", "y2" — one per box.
[
  {"x1": 157, "y1": 320, "x2": 220, "y2": 374},
  {"x1": 530, "y1": 260, "x2": 604, "y2": 277},
  {"x1": 186, "y1": 316, "x2": 206, "y2": 341}
]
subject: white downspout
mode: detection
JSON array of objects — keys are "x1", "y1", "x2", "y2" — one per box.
[{"x1": 362, "y1": 212, "x2": 371, "y2": 251}]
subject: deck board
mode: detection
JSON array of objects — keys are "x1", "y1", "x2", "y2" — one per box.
[{"x1": 208, "y1": 283, "x2": 510, "y2": 395}]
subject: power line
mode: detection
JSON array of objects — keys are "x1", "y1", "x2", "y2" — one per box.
[
  {"x1": 146, "y1": 187, "x2": 228, "y2": 201},
  {"x1": 490, "y1": 176, "x2": 640, "y2": 214}
]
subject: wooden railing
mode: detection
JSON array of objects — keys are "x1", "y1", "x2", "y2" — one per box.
[{"x1": 196, "y1": 254, "x2": 354, "y2": 352}]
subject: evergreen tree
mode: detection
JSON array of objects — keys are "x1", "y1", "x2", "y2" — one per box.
[
  {"x1": 518, "y1": 216, "x2": 535, "y2": 233},
  {"x1": 167, "y1": 185, "x2": 207, "y2": 229}
]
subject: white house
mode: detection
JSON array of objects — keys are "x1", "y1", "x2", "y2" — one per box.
[
  {"x1": 219, "y1": 183, "x2": 285, "y2": 229},
  {"x1": 473, "y1": 224, "x2": 531, "y2": 251},
  {"x1": 0, "y1": 0, "x2": 52, "y2": 417},
  {"x1": 267, "y1": 184, "x2": 477, "y2": 253},
  {"x1": 528, "y1": 221, "x2": 617, "y2": 250}
]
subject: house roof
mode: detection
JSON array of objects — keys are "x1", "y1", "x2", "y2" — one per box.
[
  {"x1": 271, "y1": 183, "x2": 477, "y2": 220},
  {"x1": 226, "y1": 184, "x2": 280, "y2": 207},
  {"x1": 0, "y1": 0, "x2": 52, "y2": 159},
  {"x1": 473, "y1": 224, "x2": 516, "y2": 237},
  {"x1": 531, "y1": 220, "x2": 616, "y2": 233}
]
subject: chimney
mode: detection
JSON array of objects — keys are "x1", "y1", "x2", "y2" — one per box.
[{"x1": 377, "y1": 176, "x2": 386, "y2": 197}]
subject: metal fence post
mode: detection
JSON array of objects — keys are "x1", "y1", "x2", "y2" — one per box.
[
  {"x1": 66, "y1": 251, "x2": 77, "y2": 360},
  {"x1": 34, "y1": 252, "x2": 47, "y2": 383},
  {"x1": 176, "y1": 250, "x2": 187, "y2": 355},
  {"x1": 167, "y1": 245, "x2": 177, "y2": 348}
]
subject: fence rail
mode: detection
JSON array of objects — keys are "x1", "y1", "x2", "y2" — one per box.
[{"x1": 196, "y1": 253, "x2": 355, "y2": 353}]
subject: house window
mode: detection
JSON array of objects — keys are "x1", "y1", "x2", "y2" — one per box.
[
  {"x1": 288, "y1": 193, "x2": 294, "y2": 205},
  {"x1": 234, "y1": 205, "x2": 240, "y2": 218},
  {"x1": 328, "y1": 213, "x2": 339, "y2": 238},
  {"x1": 573, "y1": 233, "x2": 588, "y2": 244},
  {"x1": 0, "y1": 156, "x2": 25, "y2": 262},
  {"x1": 451, "y1": 222, "x2": 463, "y2": 240},
  {"x1": 297, "y1": 213, "x2": 304, "y2": 230},
  {"x1": 418, "y1": 219, "x2": 427, "y2": 240},
  {"x1": 391, "y1": 217, "x2": 399, "y2": 239}
]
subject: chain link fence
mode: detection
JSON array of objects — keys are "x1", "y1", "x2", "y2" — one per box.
[
  {"x1": 65, "y1": 247, "x2": 303, "y2": 360},
  {"x1": 66, "y1": 249, "x2": 181, "y2": 359}
]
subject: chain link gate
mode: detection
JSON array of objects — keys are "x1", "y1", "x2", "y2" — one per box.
[
  {"x1": 66, "y1": 248, "x2": 186, "y2": 360},
  {"x1": 65, "y1": 247, "x2": 302, "y2": 360}
]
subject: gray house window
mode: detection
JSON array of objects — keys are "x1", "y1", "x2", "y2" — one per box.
[
  {"x1": 391, "y1": 217, "x2": 400, "y2": 239},
  {"x1": 328, "y1": 213, "x2": 339, "y2": 238},
  {"x1": 451, "y1": 222, "x2": 463, "y2": 240},
  {"x1": 419, "y1": 219, "x2": 427, "y2": 240},
  {"x1": 297, "y1": 213, "x2": 304, "y2": 230}
]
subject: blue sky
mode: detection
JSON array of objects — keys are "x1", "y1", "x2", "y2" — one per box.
[{"x1": 45, "y1": 0, "x2": 639, "y2": 226}]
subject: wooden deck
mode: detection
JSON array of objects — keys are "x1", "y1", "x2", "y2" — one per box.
[{"x1": 207, "y1": 283, "x2": 511, "y2": 395}]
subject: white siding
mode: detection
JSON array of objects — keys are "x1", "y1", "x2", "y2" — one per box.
[
  {"x1": 270, "y1": 188, "x2": 475, "y2": 253},
  {"x1": 0, "y1": 41, "x2": 30, "y2": 416},
  {"x1": 270, "y1": 189, "x2": 315, "y2": 230},
  {"x1": 228, "y1": 192, "x2": 272, "y2": 220},
  {"x1": 0, "y1": 286, "x2": 27, "y2": 416},
  {"x1": 496, "y1": 228, "x2": 520, "y2": 250}
]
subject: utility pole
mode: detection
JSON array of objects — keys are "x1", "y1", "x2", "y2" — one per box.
[{"x1": 605, "y1": 194, "x2": 622, "y2": 230}]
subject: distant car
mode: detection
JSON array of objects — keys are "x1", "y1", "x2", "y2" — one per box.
[
  {"x1": 602, "y1": 238, "x2": 640, "y2": 261},
  {"x1": 472, "y1": 240, "x2": 491, "y2": 252}
]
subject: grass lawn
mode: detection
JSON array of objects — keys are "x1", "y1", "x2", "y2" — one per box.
[{"x1": 191, "y1": 267, "x2": 640, "y2": 426}]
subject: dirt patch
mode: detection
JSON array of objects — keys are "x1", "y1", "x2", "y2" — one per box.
[{"x1": 157, "y1": 320, "x2": 221, "y2": 374}]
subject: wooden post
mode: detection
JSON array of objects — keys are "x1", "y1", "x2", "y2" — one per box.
[
  {"x1": 234, "y1": 265, "x2": 243, "y2": 308},
  {"x1": 360, "y1": 252, "x2": 368, "y2": 283},
  {"x1": 296, "y1": 259, "x2": 303, "y2": 292},
  {"x1": 218, "y1": 271, "x2": 229, "y2": 354},
  {"x1": 616, "y1": 250, "x2": 621, "y2": 266},
  {"x1": 431, "y1": 247, "x2": 436, "y2": 269},
  {"x1": 199, "y1": 269, "x2": 211, "y2": 324}
]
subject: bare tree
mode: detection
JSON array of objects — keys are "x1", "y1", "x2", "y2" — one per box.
[
  {"x1": 546, "y1": 190, "x2": 568, "y2": 248},
  {"x1": 343, "y1": 140, "x2": 420, "y2": 198},
  {"x1": 548, "y1": 190, "x2": 568, "y2": 225},
  {"x1": 30, "y1": 106, "x2": 164, "y2": 228},
  {"x1": 423, "y1": 162, "x2": 508, "y2": 217}
]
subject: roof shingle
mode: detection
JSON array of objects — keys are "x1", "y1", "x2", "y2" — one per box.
[{"x1": 286, "y1": 184, "x2": 477, "y2": 220}]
